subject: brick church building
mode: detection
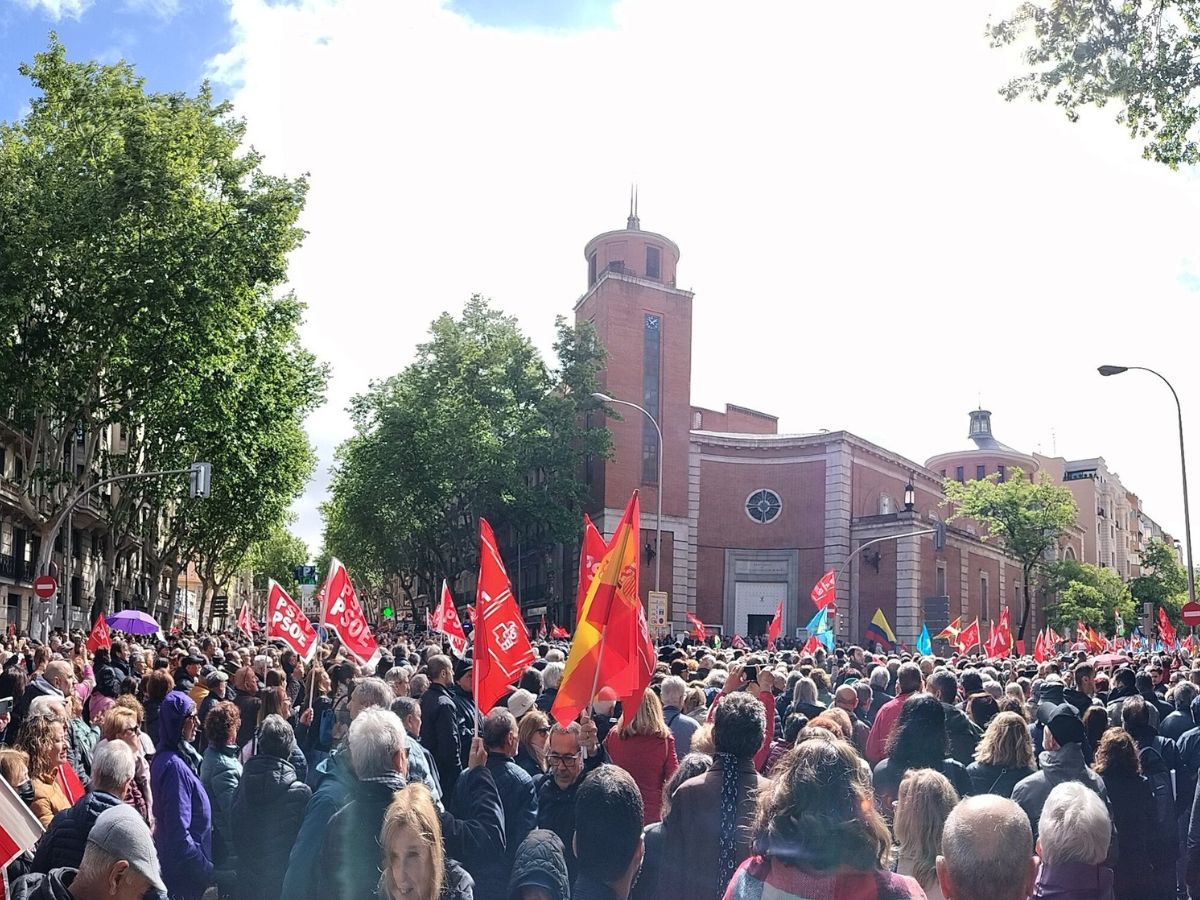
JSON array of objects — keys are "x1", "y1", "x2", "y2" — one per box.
[{"x1": 568, "y1": 206, "x2": 1146, "y2": 649}]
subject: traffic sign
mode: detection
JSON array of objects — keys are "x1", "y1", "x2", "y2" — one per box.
[
  {"x1": 1182, "y1": 602, "x2": 1200, "y2": 627},
  {"x1": 33, "y1": 576, "x2": 57, "y2": 600},
  {"x1": 648, "y1": 591, "x2": 669, "y2": 638}
]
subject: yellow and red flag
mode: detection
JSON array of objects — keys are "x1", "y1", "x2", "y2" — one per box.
[
  {"x1": 576, "y1": 514, "x2": 608, "y2": 626},
  {"x1": 552, "y1": 492, "x2": 653, "y2": 727}
]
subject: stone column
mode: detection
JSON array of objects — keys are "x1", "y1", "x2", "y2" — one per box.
[
  {"x1": 824, "y1": 443, "x2": 853, "y2": 640},
  {"x1": 896, "y1": 517, "x2": 922, "y2": 647}
]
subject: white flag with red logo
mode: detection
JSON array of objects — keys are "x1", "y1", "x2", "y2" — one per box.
[
  {"x1": 0, "y1": 770, "x2": 43, "y2": 898},
  {"x1": 236, "y1": 601, "x2": 256, "y2": 638},
  {"x1": 318, "y1": 558, "x2": 382, "y2": 669},
  {"x1": 267, "y1": 579, "x2": 320, "y2": 663},
  {"x1": 431, "y1": 580, "x2": 468, "y2": 658}
]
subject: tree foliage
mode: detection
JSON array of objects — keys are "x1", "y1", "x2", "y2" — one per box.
[
  {"x1": 1130, "y1": 535, "x2": 1189, "y2": 625},
  {"x1": 245, "y1": 523, "x2": 310, "y2": 597},
  {"x1": 943, "y1": 468, "x2": 1079, "y2": 640},
  {"x1": 1044, "y1": 558, "x2": 1135, "y2": 634},
  {"x1": 989, "y1": 2, "x2": 1200, "y2": 168},
  {"x1": 0, "y1": 38, "x2": 325, "y2": 622},
  {"x1": 321, "y1": 296, "x2": 610, "y2": 604}
]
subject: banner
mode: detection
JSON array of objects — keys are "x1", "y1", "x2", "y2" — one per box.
[
  {"x1": 576, "y1": 514, "x2": 609, "y2": 625},
  {"x1": 84, "y1": 614, "x2": 111, "y2": 653},
  {"x1": 955, "y1": 618, "x2": 981, "y2": 655},
  {"x1": 431, "y1": 580, "x2": 468, "y2": 658},
  {"x1": 550, "y1": 624, "x2": 569, "y2": 639},
  {"x1": 475, "y1": 519, "x2": 537, "y2": 713},
  {"x1": 267, "y1": 579, "x2": 320, "y2": 663},
  {"x1": 810, "y1": 570, "x2": 836, "y2": 610},
  {"x1": 319, "y1": 558, "x2": 382, "y2": 669},
  {"x1": 934, "y1": 616, "x2": 962, "y2": 643},
  {"x1": 766, "y1": 601, "x2": 782, "y2": 650}
]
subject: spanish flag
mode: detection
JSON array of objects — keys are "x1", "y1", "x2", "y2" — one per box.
[
  {"x1": 551, "y1": 492, "x2": 653, "y2": 727},
  {"x1": 865, "y1": 608, "x2": 896, "y2": 651}
]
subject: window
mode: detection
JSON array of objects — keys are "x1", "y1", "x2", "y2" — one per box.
[
  {"x1": 745, "y1": 489, "x2": 783, "y2": 524},
  {"x1": 997, "y1": 465, "x2": 1006, "y2": 482},
  {"x1": 940, "y1": 469, "x2": 946, "y2": 479},
  {"x1": 14, "y1": 457, "x2": 22, "y2": 481},
  {"x1": 976, "y1": 465, "x2": 986, "y2": 480},
  {"x1": 642, "y1": 314, "x2": 661, "y2": 483},
  {"x1": 588, "y1": 251, "x2": 597, "y2": 286},
  {"x1": 645, "y1": 245, "x2": 661, "y2": 280},
  {"x1": 936, "y1": 564, "x2": 947, "y2": 597},
  {"x1": 0, "y1": 448, "x2": 5, "y2": 479},
  {"x1": 955, "y1": 466, "x2": 964, "y2": 483},
  {"x1": 980, "y1": 573, "x2": 989, "y2": 623}
]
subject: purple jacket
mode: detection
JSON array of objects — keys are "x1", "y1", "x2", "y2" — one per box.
[
  {"x1": 150, "y1": 691, "x2": 213, "y2": 900},
  {"x1": 1033, "y1": 862, "x2": 1115, "y2": 900}
]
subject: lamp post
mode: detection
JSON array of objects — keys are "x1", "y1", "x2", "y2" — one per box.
[
  {"x1": 1099, "y1": 365, "x2": 1195, "y2": 603},
  {"x1": 592, "y1": 392, "x2": 663, "y2": 593},
  {"x1": 903, "y1": 475, "x2": 916, "y2": 513}
]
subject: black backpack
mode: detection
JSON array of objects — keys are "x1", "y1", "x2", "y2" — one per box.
[{"x1": 1139, "y1": 744, "x2": 1177, "y2": 837}]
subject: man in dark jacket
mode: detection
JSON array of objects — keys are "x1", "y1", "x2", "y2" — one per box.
[
  {"x1": 928, "y1": 669, "x2": 982, "y2": 765},
  {"x1": 1122, "y1": 695, "x2": 1180, "y2": 899},
  {"x1": 572, "y1": 766, "x2": 644, "y2": 900},
  {"x1": 451, "y1": 658, "x2": 483, "y2": 770},
  {"x1": 29, "y1": 741, "x2": 134, "y2": 873},
  {"x1": 172, "y1": 655, "x2": 204, "y2": 694},
  {"x1": 231, "y1": 715, "x2": 310, "y2": 900},
  {"x1": 536, "y1": 716, "x2": 604, "y2": 881},
  {"x1": 1064, "y1": 662, "x2": 1102, "y2": 716},
  {"x1": 421, "y1": 654, "x2": 463, "y2": 796},
  {"x1": 465, "y1": 708, "x2": 537, "y2": 900},
  {"x1": 1161, "y1": 682, "x2": 1199, "y2": 740}
]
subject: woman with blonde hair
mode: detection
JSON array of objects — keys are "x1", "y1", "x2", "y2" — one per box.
[
  {"x1": 515, "y1": 709, "x2": 550, "y2": 778},
  {"x1": 724, "y1": 736, "x2": 924, "y2": 899},
  {"x1": 603, "y1": 691, "x2": 678, "y2": 824},
  {"x1": 682, "y1": 686, "x2": 707, "y2": 722},
  {"x1": 378, "y1": 783, "x2": 472, "y2": 900},
  {"x1": 99, "y1": 706, "x2": 152, "y2": 825},
  {"x1": 17, "y1": 715, "x2": 70, "y2": 826},
  {"x1": 893, "y1": 768, "x2": 958, "y2": 900},
  {"x1": 966, "y1": 711, "x2": 1036, "y2": 798},
  {"x1": 0, "y1": 748, "x2": 32, "y2": 810}
]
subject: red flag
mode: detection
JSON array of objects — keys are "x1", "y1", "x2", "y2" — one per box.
[
  {"x1": 236, "y1": 602, "x2": 255, "y2": 638},
  {"x1": 576, "y1": 514, "x2": 608, "y2": 625},
  {"x1": 810, "y1": 570, "x2": 836, "y2": 610},
  {"x1": 538, "y1": 614, "x2": 547, "y2": 640},
  {"x1": 1034, "y1": 628, "x2": 1048, "y2": 663},
  {"x1": 585, "y1": 498, "x2": 639, "y2": 628},
  {"x1": 550, "y1": 624, "x2": 569, "y2": 639},
  {"x1": 319, "y1": 558, "x2": 382, "y2": 669},
  {"x1": 475, "y1": 519, "x2": 537, "y2": 713},
  {"x1": 84, "y1": 615, "x2": 111, "y2": 653},
  {"x1": 801, "y1": 633, "x2": 823, "y2": 655},
  {"x1": 686, "y1": 611, "x2": 707, "y2": 642},
  {"x1": 1047, "y1": 625, "x2": 1062, "y2": 646},
  {"x1": 266, "y1": 579, "x2": 320, "y2": 663},
  {"x1": 0, "y1": 773, "x2": 43, "y2": 896},
  {"x1": 56, "y1": 763, "x2": 85, "y2": 805},
  {"x1": 993, "y1": 607, "x2": 1013, "y2": 657},
  {"x1": 955, "y1": 618, "x2": 981, "y2": 654},
  {"x1": 431, "y1": 581, "x2": 468, "y2": 658},
  {"x1": 766, "y1": 601, "x2": 782, "y2": 651},
  {"x1": 731, "y1": 634, "x2": 747, "y2": 649},
  {"x1": 1159, "y1": 607, "x2": 1178, "y2": 648}
]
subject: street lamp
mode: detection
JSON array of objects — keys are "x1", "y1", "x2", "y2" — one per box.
[
  {"x1": 1098, "y1": 365, "x2": 1195, "y2": 603},
  {"x1": 591, "y1": 392, "x2": 663, "y2": 593},
  {"x1": 903, "y1": 477, "x2": 916, "y2": 512}
]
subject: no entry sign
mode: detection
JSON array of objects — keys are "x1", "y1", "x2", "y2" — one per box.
[
  {"x1": 33, "y1": 576, "x2": 57, "y2": 600},
  {"x1": 1181, "y1": 602, "x2": 1200, "y2": 627}
]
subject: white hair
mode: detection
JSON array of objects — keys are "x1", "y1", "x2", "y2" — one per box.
[
  {"x1": 29, "y1": 696, "x2": 66, "y2": 719},
  {"x1": 545, "y1": 649, "x2": 565, "y2": 663},
  {"x1": 91, "y1": 740, "x2": 136, "y2": 794},
  {"x1": 1038, "y1": 782, "x2": 1110, "y2": 866},
  {"x1": 869, "y1": 666, "x2": 890, "y2": 690},
  {"x1": 660, "y1": 675, "x2": 687, "y2": 707},
  {"x1": 983, "y1": 681, "x2": 1004, "y2": 700},
  {"x1": 348, "y1": 708, "x2": 408, "y2": 779},
  {"x1": 352, "y1": 677, "x2": 395, "y2": 711},
  {"x1": 542, "y1": 662, "x2": 565, "y2": 689}
]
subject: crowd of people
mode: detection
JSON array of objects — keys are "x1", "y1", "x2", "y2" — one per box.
[{"x1": 3, "y1": 626, "x2": 1200, "y2": 900}]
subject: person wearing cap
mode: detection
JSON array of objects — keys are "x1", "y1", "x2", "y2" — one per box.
[
  {"x1": 10, "y1": 803, "x2": 169, "y2": 900},
  {"x1": 451, "y1": 657, "x2": 483, "y2": 772},
  {"x1": 194, "y1": 668, "x2": 228, "y2": 752},
  {"x1": 172, "y1": 656, "x2": 204, "y2": 695},
  {"x1": 506, "y1": 689, "x2": 537, "y2": 722},
  {"x1": 1010, "y1": 701, "x2": 1110, "y2": 841}
]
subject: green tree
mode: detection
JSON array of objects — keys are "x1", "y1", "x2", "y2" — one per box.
[
  {"x1": 0, "y1": 38, "x2": 312, "y2": 595},
  {"x1": 988, "y1": 3, "x2": 1200, "y2": 168},
  {"x1": 943, "y1": 468, "x2": 1079, "y2": 641},
  {"x1": 322, "y1": 296, "x2": 610, "y2": 605},
  {"x1": 1130, "y1": 536, "x2": 1189, "y2": 626},
  {"x1": 246, "y1": 523, "x2": 310, "y2": 597},
  {"x1": 1043, "y1": 558, "x2": 1135, "y2": 635}
]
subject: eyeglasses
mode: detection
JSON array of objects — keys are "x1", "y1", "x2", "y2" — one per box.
[{"x1": 547, "y1": 752, "x2": 582, "y2": 767}]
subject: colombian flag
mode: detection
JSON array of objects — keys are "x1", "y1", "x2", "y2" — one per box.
[
  {"x1": 551, "y1": 492, "x2": 653, "y2": 727},
  {"x1": 865, "y1": 608, "x2": 896, "y2": 652}
]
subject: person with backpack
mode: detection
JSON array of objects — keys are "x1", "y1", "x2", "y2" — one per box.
[{"x1": 1121, "y1": 695, "x2": 1179, "y2": 900}]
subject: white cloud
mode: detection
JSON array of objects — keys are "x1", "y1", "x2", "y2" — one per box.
[
  {"x1": 14, "y1": 0, "x2": 92, "y2": 19},
  {"x1": 211, "y1": 0, "x2": 1200, "y2": 559},
  {"x1": 122, "y1": 0, "x2": 182, "y2": 19}
]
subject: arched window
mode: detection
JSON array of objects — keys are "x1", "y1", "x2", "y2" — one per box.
[{"x1": 1063, "y1": 545, "x2": 1076, "y2": 561}]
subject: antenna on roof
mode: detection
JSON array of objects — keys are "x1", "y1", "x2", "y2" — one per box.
[{"x1": 627, "y1": 183, "x2": 640, "y2": 231}]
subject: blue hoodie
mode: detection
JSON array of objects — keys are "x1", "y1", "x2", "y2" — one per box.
[{"x1": 150, "y1": 691, "x2": 213, "y2": 900}]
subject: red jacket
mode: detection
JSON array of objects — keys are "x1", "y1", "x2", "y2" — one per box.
[
  {"x1": 604, "y1": 729, "x2": 678, "y2": 824},
  {"x1": 707, "y1": 690, "x2": 777, "y2": 772},
  {"x1": 865, "y1": 690, "x2": 916, "y2": 766}
]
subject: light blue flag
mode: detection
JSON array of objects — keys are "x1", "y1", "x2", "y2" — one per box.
[
  {"x1": 804, "y1": 606, "x2": 835, "y2": 650},
  {"x1": 916, "y1": 623, "x2": 932, "y2": 656}
]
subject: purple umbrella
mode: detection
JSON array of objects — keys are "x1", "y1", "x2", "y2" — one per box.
[{"x1": 106, "y1": 610, "x2": 161, "y2": 635}]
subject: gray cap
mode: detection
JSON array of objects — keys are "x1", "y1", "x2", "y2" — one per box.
[{"x1": 86, "y1": 804, "x2": 167, "y2": 893}]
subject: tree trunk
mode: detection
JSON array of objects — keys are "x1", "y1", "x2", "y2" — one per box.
[{"x1": 1019, "y1": 565, "x2": 1034, "y2": 642}]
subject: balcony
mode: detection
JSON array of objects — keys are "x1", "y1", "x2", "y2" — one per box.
[{"x1": 0, "y1": 553, "x2": 31, "y2": 584}]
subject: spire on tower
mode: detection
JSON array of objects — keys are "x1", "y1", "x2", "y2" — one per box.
[{"x1": 627, "y1": 183, "x2": 640, "y2": 231}]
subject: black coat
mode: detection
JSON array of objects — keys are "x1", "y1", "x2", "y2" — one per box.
[
  {"x1": 1102, "y1": 771, "x2": 1156, "y2": 900},
  {"x1": 966, "y1": 761, "x2": 1035, "y2": 799},
  {"x1": 422, "y1": 683, "x2": 463, "y2": 797},
  {"x1": 230, "y1": 755, "x2": 311, "y2": 900},
  {"x1": 508, "y1": 829, "x2": 569, "y2": 900},
  {"x1": 29, "y1": 790, "x2": 123, "y2": 874},
  {"x1": 463, "y1": 754, "x2": 537, "y2": 900},
  {"x1": 534, "y1": 748, "x2": 607, "y2": 883}
]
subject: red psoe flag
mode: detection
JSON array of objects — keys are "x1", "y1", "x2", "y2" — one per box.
[
  {"x1": 811, "y1": 570, "x2": 837, "y2": 610},
  {"x1": 267, "y1": 579, "x2": 320, "y2": 663},
  {"x1": 475, "y1": 519, "x2": 537, "y2": 714},
  {"x1": 955, "y1": 618, "x2": 981, "y2": 655},
  {"x1": 56, "y1": 763, "x2": 85, "y2": 805},
  {"x1": 766, "y1": 601, "x2": 783, "y2": 651},
  {"x1": 431, "y1": 580, "x2": 468, "y2": 658},
  {"x1": 686, "y1": 612, "x2": 707, "y2": 642},
  {"x1": 319, "y1": 558, "x2": 382, "y2": 669},
  {"x1": 85, "y1": 615, "x2": 111, "y2": 653},
  {"x1": 550, "y1": 624, "x2": 569, "y2": 639},
  {"x1": 1159, "y1": 607, "x2": 1178, "y2": 648},
  {"x1": 236, "y1": 602, "x2": 255, "y2": 638},
  {"x1": 576, "y1": 514, "x2": 608, "y2": 625}
]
